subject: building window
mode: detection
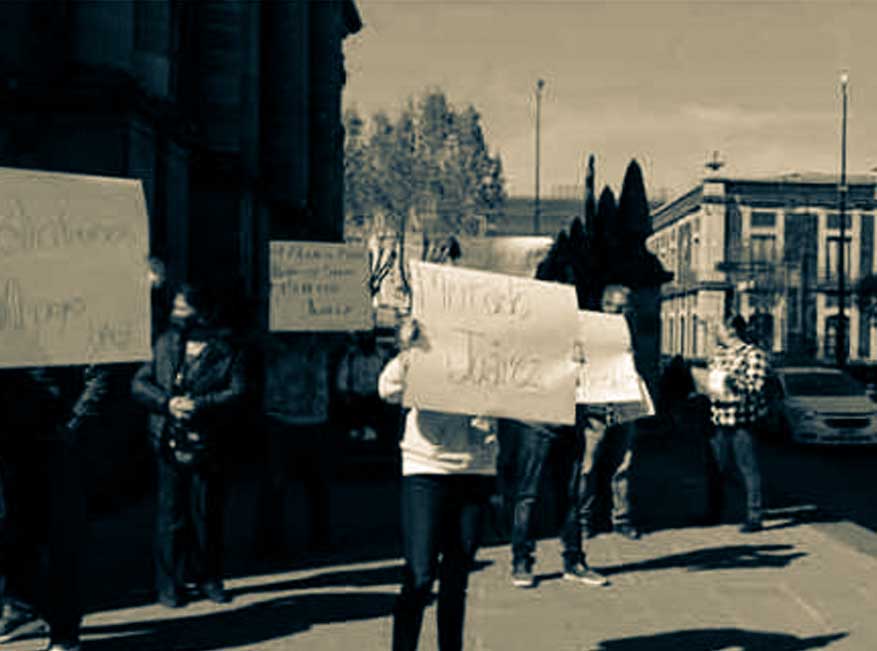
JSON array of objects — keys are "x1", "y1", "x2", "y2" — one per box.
[
  {"x1": 668, "y1": 317, "x2": 675, "y2": 354},
  {"x1": 751, "y1": 211, "x2": 776, "y2": 228},
  {"x1": 680, "y1": 316, "x2": 686, "y2": 356},
  {"x1": 824, "y1": 315, "x2": 849, "y2": 359},
  {"x1": 750, "y1": 234, "x2": 776, "y2": 264},
  {"x1": 825, "y1": 237, "x2": 852, "y2": 279},
  {"x1": 824, "y1": 294, "x2": 852, "y2": 309},
  {"x1": 692, "y1": 315, "x2": 698, "y2": 357},
  {"x1": 827, "y1": 212, "x2": 853, "y2": 230}
]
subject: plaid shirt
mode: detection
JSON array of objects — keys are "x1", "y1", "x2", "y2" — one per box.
[{"x1": 707, "y1": 342, "x2": 769, "y2": 427}]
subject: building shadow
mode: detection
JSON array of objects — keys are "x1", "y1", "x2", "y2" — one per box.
[
  {"x1": 228, "y1": 559, "x2": 493, "y2": 598},
  {"x1": 598, "y1": 544, "x2": 806, "y2": 576},
  {"x1": 81, "y1": 591, "x2": 397, "y2": 651},
  {"x1": 592, "y1": 628, "x2": 847, "y2": 650}
]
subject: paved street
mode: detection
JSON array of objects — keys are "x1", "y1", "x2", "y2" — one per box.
[
  {"x1": 4, "y1": 515, "x2": 877, "y2": 650},
  {"x1": 760, "y1": 437, "x2": 877, "y2": 543}
]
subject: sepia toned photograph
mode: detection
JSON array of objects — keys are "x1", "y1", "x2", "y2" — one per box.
[{"x1": 0, "y1": 1, "x2": 875, "y2": 649}]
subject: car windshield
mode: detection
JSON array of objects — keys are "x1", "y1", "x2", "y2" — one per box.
[{"x1": 782, "y1": 372, "x2": 865, "y2": 397}]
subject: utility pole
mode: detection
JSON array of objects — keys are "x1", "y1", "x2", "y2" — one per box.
[
  {"x1": 837, "y1": 71, "x2": 849, "y2": 368},
  {"x1": 534, "y1": 78, "x2": 545, "y2": 235}
]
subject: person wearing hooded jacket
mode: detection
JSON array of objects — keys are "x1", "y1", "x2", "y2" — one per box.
[
  {"x1": 132, "y1": 284, "x2": 246, "y2": 608},
  {"x1": 378, "y1": 317, "x2": 497, "y2": 651}
]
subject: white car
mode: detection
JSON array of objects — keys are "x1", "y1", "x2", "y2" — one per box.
[{"x1": 773, "y1": 367, "x2": 877, "y2": 445}]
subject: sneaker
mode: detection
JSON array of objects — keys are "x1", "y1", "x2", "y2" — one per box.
[
  {"x1": 511, "y1": 561, "x2": 535, "y2": 588},
  {"x1": 0, "y1": 607, "x2": 48, "y2": 643},
  {"x1": 615, "y1": 524, "x2": 641, "y2": 540},
  {"x1": 563, "y1": 561, "x2": 610, "y2": 587},
  {"x1": 739, "y1": 520, "x2": 763, "y2": 534},
  {"x1": 44, "y1": 642, "x2": 81, "y2": 651},
  {"x1": 158, "y1": 591, "x2": 186, "y2": 609},
  {"x1": 201, "y1": 581, "x2": 232, "y2": 604}
]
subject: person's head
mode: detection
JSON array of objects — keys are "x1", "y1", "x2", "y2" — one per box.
[
  {"x1": 147, "y1": 256, "x2": 166, "y2": 290},
  {"x1": 601, "y1": 284, "x2": 632, "y2": 315},
  {"x1": 169, "y1": 283, "x2": 215, "y2": 332},
  {"x1": 716, "y1": 314, "x2": 747, "y2": 348}
]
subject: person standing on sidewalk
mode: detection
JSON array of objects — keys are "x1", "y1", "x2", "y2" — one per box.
[
  {"x1": 378, "y1": 317, "x2": 497, "y2": 651},
  {"x1": 132, "y1": 284, "x2": 247, "y2": 608},
  {"x1": 579, "y1": 285, "x2": 643, "y2": 542},
  {"x1": 705, "y1": 314, "x2": 769, "y2": 533}
]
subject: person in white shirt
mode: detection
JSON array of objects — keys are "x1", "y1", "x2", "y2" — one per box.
[{"x1": 378, "y1": 317, "x2": 497, "y2": 651}]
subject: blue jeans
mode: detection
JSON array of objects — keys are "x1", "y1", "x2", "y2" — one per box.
[
  {"x1": 580, "y1": 413, "x2": 635, "y2": 537},
  {"x1": 509, "y1": 420, "x2": 586, "y2": 566},
  {"x1": 709, "y1": 426, "x2": 763, "y2": 523},
  {"x1": 393, "y1": 474, "x2": 493, "y2": 651}
]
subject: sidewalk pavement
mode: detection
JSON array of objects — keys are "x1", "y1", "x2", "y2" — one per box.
[{"x1": 6, "y1": 515, "x2": 876, "y2": 650}]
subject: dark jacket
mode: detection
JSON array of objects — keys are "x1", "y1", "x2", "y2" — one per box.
[{"x1": 131, "y1": 328, "x2": 246, "y2": 453}]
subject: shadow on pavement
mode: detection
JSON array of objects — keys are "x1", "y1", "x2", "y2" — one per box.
[
  {"x1": 228, "y1": 559, "x2": 493, "y2": 598},
  {"x1": 593, "y1": 628, "x2": 848, "y2": 650},
  {"x1": 598, "y1": 544, "x2": 806, "y2": 576},
  {"x1": 81, "y1": 591, "x2": 396, "y2": 651}
]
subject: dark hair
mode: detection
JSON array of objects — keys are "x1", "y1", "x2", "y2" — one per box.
[
  {"x1": 175, "y1": 283, "x2": 217, "y2": 324},
  {"x1": 726, "y1": 314, "x2": 748, "y2": 340}
]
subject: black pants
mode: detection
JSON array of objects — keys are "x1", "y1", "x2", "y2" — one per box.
[
  {"x1": 45, "y1": 442, "x2": 86, "y2": 644},
  {"x1": 509, "y1": 421, "x2": 585, "y2": 566},
  {"x1": 708, "y1": 425, "x2": 763, "y2": 523},
  {"x1": 0, "y1": 442, "x2": 85, "y2": 644},
  {"x1": 392, "y1": 474, "x2": 493, "y2": 651},
  {"x1": 155, "y1": 454, "x2": 224, "y2": 598}
]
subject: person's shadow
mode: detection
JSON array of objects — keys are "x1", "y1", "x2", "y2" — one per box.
[
  {"x1": 593, "y1": 628, "x2": 847, "y2": 650},
  {"x1": 599, "y1": 544, "x2": 806, "y2": 576},
  {"x1": 228, "y1": 559, "x2": 493, "y2": 597},
  {"x1": 81, "y1": 591, "x2": 397, "y2": 651}
]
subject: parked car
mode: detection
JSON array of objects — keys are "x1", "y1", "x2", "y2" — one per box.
[{"x1": 767, "y1": 366, "x2": 877, "y2": 445}]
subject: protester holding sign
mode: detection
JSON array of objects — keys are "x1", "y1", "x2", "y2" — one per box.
[
  {"x1": 132, "y1": 284, "x2": 246, "y2": 608},
  {"x1": 579, "y1": 285, "x2": 651, "y2": 543},
  {"x1": 378, "y1": 317, "x2": 497, "y2": 651}
]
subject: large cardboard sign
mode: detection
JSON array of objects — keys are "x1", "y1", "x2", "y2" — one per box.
[
  {"x1": 0, "y1": 168, "x2": 152, "y2": 368},
  {"x1": 574, "y1": 311, "x2": 643, "y2": 404},
  {"x1": 270, "y1": 241, "x2": 372, "y2": 331},
  {"x1": 404, "y1": 261, "x2": 579, "y2": 425}
]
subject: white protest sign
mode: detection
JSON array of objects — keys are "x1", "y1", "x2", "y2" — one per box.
[
  {"x1": 270, "y1": 241, "x2": 372, "y2": 331},
  {"x1": 574, "y1": 311, "x2": 643, "y2": 404},
  {"x1": 0, "y1": 167, "x2": 152, "y2": 368},
  {"x1": 404, "y1": 261, "x2": 579, "y2": 425}
]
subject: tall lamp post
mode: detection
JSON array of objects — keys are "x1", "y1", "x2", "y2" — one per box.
[
  {"x1": 534, "y1": 78, "x2": 545, "y2": 235},
  {"x1": 836, "y1": 71, "x2": 849, "y2": 368}
]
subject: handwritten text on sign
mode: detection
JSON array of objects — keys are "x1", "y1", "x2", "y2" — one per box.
[
  {"x1": 270, "y1": 241, "x2": 372, "y2": 331},
  {"x1": 574, "y1": 311, "x2": 643, "y2": 404},
  {"x1": 404, "y1": 262, "x2": 579, "y2": 425},
  {"x1": 0, "y1": 168, "x2": 152, "y2": 368}
]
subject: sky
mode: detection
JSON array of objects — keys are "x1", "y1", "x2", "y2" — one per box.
[{"x1": 343, "y1": 0, "x2": 877, "y2": 201}]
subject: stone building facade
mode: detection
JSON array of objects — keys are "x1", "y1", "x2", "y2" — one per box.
[
  {"x1": 649, "y1": 172, "x2": 877, "y2": 362},
  {"x1": 0, "y1": 0, "x2": 361, "y2": 324}
]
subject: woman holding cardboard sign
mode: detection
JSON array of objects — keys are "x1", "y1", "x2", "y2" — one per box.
[{"x1": 378, "y1": 317, "x2": 497, "y2": 651}]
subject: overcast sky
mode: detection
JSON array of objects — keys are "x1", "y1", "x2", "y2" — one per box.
[{"x1": 343, "y1": 0, "x2": 877, "y2": 200}]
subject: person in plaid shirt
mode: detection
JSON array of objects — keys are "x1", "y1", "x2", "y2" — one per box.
[{"x1": 706, "y1": 314, "x2": 769, "y2": 533}]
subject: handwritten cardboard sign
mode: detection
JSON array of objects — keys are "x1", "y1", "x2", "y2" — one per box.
[
  {"x1": 574, "y1": 311, "x2": 643, "y2": 404},
  {"x1": 270, "y1": 241, "x2": 372, "y2": 331},
  {"x1": 404, "y1": 261, "x2": 579, "y2": 425},
  {"x1": 0, "y1": 167, "x2": 152, "y2": 368}
]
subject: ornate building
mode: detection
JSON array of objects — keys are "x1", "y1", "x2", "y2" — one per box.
[
  {"x1": 0, "y1": 0, "x2": 361, "y2": 324},
  {"x1": 649, "y1": 172, "x2": 877, "y2": 362}
]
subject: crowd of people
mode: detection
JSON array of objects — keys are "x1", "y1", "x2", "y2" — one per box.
[{"x1": 0, "y1": 260, "x2": 771, "y2": 651}]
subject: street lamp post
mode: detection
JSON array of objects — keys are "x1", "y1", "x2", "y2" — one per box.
[
  {"x1": 837, "y1": 71, "x2": 849, "y2": 368},
  {"x1": 534, "y1": 78, "x2": 545, "y2": 235}
]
